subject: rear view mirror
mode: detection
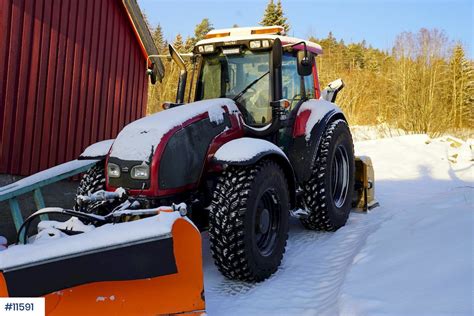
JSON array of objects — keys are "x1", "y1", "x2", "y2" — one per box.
[
  {"x1": 146, "y1": 63, "x2": 158, "y2": 85},
  {"x1": 169, "y1": 44, "x2": 187, "y2": 104},
  {"x1": 146, "y1": 55, "x2": 165, "y2": 85},
  {"x1": 297, "y1": 50, "x2": 312, "y2": 76},
  {"x1": 321, "y1": 79, "x2": 345, "y2": 103}
]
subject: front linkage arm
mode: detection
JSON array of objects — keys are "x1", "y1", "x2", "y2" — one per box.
[{"x1": 16, "y1": 188, "x2": 188, "y2": 245}]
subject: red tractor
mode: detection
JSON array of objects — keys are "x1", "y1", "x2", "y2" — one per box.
[
  {"x1": 1, "y1": 26, "x2": 377, "y2": 315},
  {"x1": 77, "y1": 26, "x2": 376, "y2": 281}
]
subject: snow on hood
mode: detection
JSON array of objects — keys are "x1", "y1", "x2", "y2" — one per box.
[
  {"x1": 214, "y1": 137, "x2": 287, "y2": 163},
  {"x1": 110, "y1": 98, "x2": 239, "y2": 161},
  {"x1": 0, "y1": 212, "x2": 182, "y2": 270},
  {"x1": 298, "y1": 99, "x2": 342, "y2": 141}
]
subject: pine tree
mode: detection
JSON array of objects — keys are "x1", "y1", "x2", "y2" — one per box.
[
  {"x1": 173, "y1": 34, "x2": 184, "y2": 53},
  {"x1": 260, "y1": 0, "x2": 289, "y2": 32},
  {"x1": 449, "y1": 44, "x2": 474, "y2": 128},
  {"x1": 260, "y1": 0, "x2": 277, "y2": 27},
  {"x1": 152, "y1": 24, "x2": 166, "y2": 53},
  {"x1": 184, "y1": 36, "x2": 194, "y2": 53},
  {"x1": 194, "y1": 18, "x2": 213, "y2": 42},
  {"x1": 180, "y1": 19, "x2": 214, "y2": 52},
  {"x1": 147, "y1": 22, "x2": 166, "y2": 114},
  {"x1": 275, "y1": 0, "x2": 290, "y2": 32},
  {"x1": 347, "y1": 43, "x2": 365, "y2": 70}
]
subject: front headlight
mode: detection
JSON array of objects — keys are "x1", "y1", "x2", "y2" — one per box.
[
  {"x1": 131, "y1": 164, "x2": 150, "y2": 179},
  {"x1": 107, "y1": 163, "x2": 121, "y2": 178},
  {"x1": 203, "y1": 44, "x2": 214, "y2": 53},
  {"x1": 249, "y1": 40, "x2": 262, "y2": 49}
]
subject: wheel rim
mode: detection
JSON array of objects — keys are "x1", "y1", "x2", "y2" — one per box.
[
  {"x1": 255, "y1": 189, "x2": 281, "y2": 256},
  {"x1": 331, "y1": 145, "x2": 350, "y2": 208}
]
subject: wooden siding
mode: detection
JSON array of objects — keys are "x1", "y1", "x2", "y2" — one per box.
[{"x1": 0, "y1": 0, "x2": 149, "y2": 176}]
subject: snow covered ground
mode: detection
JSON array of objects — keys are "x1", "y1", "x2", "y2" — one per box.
[{"x1": 203, "y1": 134, "x2": 473, "y2": 315}]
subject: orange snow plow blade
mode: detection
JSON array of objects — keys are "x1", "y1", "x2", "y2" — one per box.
[{"x1": 0, "y1": 217, "x2": 205, "y2": 316}]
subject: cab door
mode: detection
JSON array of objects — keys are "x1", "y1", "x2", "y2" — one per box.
[{"x1": 279, "y1": 51, "x2": 316, "y2": 148}]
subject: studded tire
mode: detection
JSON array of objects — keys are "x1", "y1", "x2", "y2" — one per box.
[
  {"x1": 301, "y1": 119, "x2": 355, "y2": 231},
  {"x1": 74, "y1": 161, "x2": 106, "y2": 211},
  {"x1": 209, "y1": 160, "x2": 290, "y2": 282}
]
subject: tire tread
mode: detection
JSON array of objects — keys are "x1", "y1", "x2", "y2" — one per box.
[
  {"x1": 209, "y1": 160, "x2": 288, "y2": 282},
  {"x1": 301, "y1": 119, "x2": 353, "y2": 231}
]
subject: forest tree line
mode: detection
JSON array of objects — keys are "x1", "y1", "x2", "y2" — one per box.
[{"x1": 145, "y1": 0, "x2": 473, "y2": 137}]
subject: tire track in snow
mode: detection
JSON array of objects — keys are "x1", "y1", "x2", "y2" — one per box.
[
  {"x1": 203, "y1": 210, "x2": 388, "y2": 315},
  {"x1": 281, "y1": 212, "x2": 387, "y2": 315}
]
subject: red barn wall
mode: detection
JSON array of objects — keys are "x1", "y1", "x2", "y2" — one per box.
[{"x1": 0, "y1": 0, "x2": 148, "y2": 176}]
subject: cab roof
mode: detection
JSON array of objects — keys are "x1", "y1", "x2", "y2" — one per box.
[{"x1": 196, "y1": 26, "x2": 323, "y2": 55}]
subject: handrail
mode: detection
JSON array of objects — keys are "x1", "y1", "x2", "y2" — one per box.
[{"x1": 0, "y1": 159, "x2": 99, "y2": 232}]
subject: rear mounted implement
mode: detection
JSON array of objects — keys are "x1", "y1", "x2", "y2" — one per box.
[{"x1": 353, "y1": 156, "x2": 379, "y2": 211}]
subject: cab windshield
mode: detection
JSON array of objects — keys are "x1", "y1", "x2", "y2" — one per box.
[{"x1": 195, "y1": 50, "x2": 271, "y2": 126}]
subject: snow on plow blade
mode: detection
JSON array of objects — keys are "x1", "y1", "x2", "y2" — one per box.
[
  {"x1": 353, "y1": 156, "x2": 379, "y2": 211},
  {"x1": 0, "y1": 212, "x2": 205, "y2": 315}
]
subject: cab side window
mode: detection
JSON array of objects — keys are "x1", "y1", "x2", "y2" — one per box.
[
  {"x1": 304, "y1": 73, "x2": 315, "y2": 99},
  {"x1": 282, "y1": 52, "x2": 316, "y2": 108},
  {"x1": 281, "y1": 53, "x2": 303, "y2": 109}
]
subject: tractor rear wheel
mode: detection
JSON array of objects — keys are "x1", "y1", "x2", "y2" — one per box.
[
  {"x1": 209, "y1": 160, "x2": 289, "y2": 282},
  {"x1": 301, "y1": 119, "x2": 355, "y2": 231}
]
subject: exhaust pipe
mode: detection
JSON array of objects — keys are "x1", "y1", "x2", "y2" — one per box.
[{"x1": 169, "y1": 44, "x2": 187, "y2": 104}]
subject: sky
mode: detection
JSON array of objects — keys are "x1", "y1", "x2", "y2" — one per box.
[{"x1": 137, "y1": 0, "x2": 473, "y2": 57}]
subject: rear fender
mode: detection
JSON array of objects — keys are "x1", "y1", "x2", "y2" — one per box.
[
  {"x1": 287, "y1": 99, "x2": 347, "y2": 183},
  {"x1": 213, "y1": 138, "x2": 297, "y2": 209}
]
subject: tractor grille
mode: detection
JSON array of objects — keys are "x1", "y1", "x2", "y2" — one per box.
[{"x1": 107, "y1": 157, "x2": 150, "y2": 190}]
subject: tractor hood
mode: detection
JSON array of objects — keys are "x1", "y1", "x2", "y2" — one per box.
[{"x1": 109, "y1": 98, "x2": 239, "y2": 162}]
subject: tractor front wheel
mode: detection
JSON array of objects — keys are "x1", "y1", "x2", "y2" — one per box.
[
  {"x1": 74, "y1": 161, "x2": 106, "y2": 212},
  {"x1": 209, "y1": 160, "x2": 289, "y2": 282}
]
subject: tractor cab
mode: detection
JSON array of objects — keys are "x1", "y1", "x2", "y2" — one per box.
[
  {"x1": 162, "y1": 26, "x2": 335, "y2": 140},
  {"x1": 194, "y1": 27, "x2": 322, "y2": 130}
]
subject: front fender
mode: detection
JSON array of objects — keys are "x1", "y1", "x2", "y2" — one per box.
[
  {"x1": 78, "y1": 139, "x2": 114, "y2": 160},
  {"x1": 214, "y1": 138, "x2": 286, "y2": 165},
  {"x1": 214, "y1": 138, "x2": 297, "y2": 208},
  {"x1": 287, "y1": 99, "x2": 347, "y2": 183}
]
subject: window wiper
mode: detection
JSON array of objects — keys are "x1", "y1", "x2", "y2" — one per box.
[{"x1": 232, "y1": 71, "x2": 270, "y2": 101}]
